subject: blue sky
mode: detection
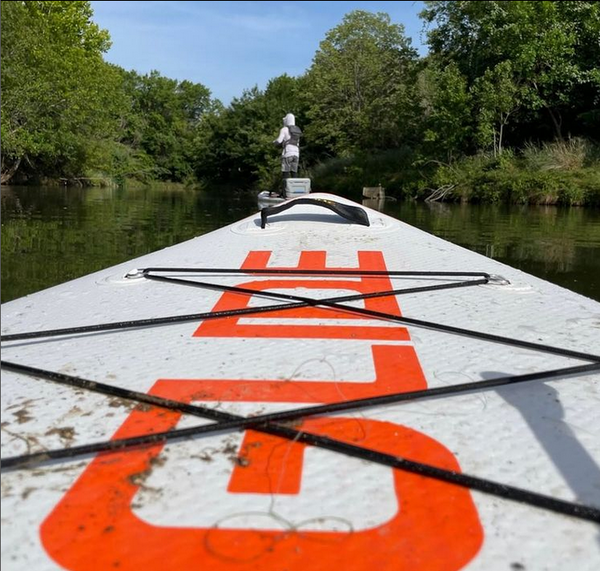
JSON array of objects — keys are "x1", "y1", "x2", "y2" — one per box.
[{"x1": 90, "y1": 1, "x2": 428, "y2": 105}]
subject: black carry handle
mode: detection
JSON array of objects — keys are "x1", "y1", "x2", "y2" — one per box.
[{"x1": 261, "y1": 197, "x2": 370, "y2": 229}]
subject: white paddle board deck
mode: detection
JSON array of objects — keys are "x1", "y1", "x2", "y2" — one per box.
[{"x1": 2, "y1": 193, "x2": 599, "y2": 570}]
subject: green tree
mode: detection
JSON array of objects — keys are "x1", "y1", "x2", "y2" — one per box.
[
  {"x1": 473, "y1": 61, "x2": 521, "y2": 156},
  {"x1": 420, "y1": 1, "x2": 600, "y2": 140},
  {"x1": 193, "y1": 74, "x2": 306, "y2": 186},
  {"x1": 305, "y1": 10, "x2": 418, "y2": 155},
  {"x1": 126, "y1": 70, "x2": 213, "y2": 181},
  {"x1": 1, "y1": 1, "x2": 123, "y2": 183},
  {"x1": 418, "y1": 62, "x2": 473, "y2": 162}
]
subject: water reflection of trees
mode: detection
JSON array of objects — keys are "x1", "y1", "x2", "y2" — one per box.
[
  {"x1": 3, "y1": 189, "x2": 599, "y2": 303},
  {"x1": 387, "y1": 201, "x2": 600, "y2": 298},
  {"x1": 1, "y1": 185, "x2": 257, "y2": 303}
]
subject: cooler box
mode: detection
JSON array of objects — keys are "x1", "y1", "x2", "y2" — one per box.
[{"x1": 285, "y1": 178, "x2": 311, "y2": 197}]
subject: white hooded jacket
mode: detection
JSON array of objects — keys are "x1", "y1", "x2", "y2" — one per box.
[{"x1": 274, "y1": 113, "x2": 299, "y2": 158}]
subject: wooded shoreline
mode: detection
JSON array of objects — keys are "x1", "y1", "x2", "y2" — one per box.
[{"x1": 2, "y1": 1, "x2": 598, "y2": 205}]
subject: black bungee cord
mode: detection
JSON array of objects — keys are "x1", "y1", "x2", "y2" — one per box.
[{"x1": 2, "y1": 267, "x2": 599, "y2": 524}]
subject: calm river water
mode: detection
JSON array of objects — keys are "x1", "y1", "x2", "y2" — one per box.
[{"x1": 2, "y1": 185, "x2": 599, "y2": 303}]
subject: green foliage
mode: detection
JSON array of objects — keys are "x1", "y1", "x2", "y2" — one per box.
[
  {"x1": 193, "y1": 75, "x2": 307, "y2": 188},
  {"x1": 472, "y1": 61, "x2": 521, "y2": 155},
  {"x1": 1, "y1": 1, "x2": 598, "y2": 205},
  {"x1": 304, "y1": 11, "x2": 419, "y2": 155},
  {"x1": 0, "y1": 2, "x2": 214, "y2": 185},
  {"x1": 0, "y1": 1, "x2": 122, "y2": 183},
  {"x1": 421, "y1": 1, "x2": 600, "y2": 140},
  {"x1": 118, "y1": 69, "x2": 213, "y2": 182},
  {"x1": 311, "y1": 147, "x2": 422, "y2": 198},
  {"x1": 522, "y1": 138, "x2": 595, "y2": 171},
  {"x1": 427, "y1": 151, "x2": 600, "y2": 205},
  {"x1": 418, "y1": 62, "x2": 474, "y2": 161}
]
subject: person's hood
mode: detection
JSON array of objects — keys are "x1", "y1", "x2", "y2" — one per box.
[{"x1": 283, "y1": 113, "x2": 295, "y2": 127}]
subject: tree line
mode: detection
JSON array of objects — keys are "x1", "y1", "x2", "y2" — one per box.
[{"x1": 2, "y1": 1, "x2": 599, "y2": 203}]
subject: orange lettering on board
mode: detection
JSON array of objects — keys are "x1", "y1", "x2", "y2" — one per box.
[
  {"x1": 41, "y1": 416, "x2": 483, "y2": 571},
  {"x1": 227, "y1": 430, "x2": 305, "y2": 495},
  {"x1": 41, "y1": 250, "x2": 483, "y2": 570},
  {"x1": 157, "y1": 345, "x2": 426, "y2": 404},
  {"x1": 193, "y1": 251, "x2": 411, "y2": 340}
]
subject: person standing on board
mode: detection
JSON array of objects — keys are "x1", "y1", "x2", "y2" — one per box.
[{"x1": 273, "y1": 113, "x2": 302, "y2": 197}]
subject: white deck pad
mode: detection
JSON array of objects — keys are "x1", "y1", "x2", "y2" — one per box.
[{"x1": 2, "y1": 193, "x2": 599, "y2": 570}]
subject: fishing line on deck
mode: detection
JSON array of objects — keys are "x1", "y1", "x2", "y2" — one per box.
[
  {"x1": 2, "y1": 360, "x2": 598, "y2": 470},
  {"x1": 2, "y1": 268, "x2": 600, "y2": 524},
  {"x1": 1, "y1": 360, "x2": 599, "y2": 524}
]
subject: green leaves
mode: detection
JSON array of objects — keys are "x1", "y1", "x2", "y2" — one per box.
[
  {"x1": 0, "y1": 2, "x2": 215, "y2": 184},
  {"x1": 193, "y1": 75, "x2": 307, "y2": 187},
  {"x1": 305, "y1": 11, "x2": 419, "y2": 155},
  {"x1": 418, "y1": 62, "x2": 473, "y2": 161},
  {"x1": 421, "y1": 1, "x2": 600, "y2": 140},
  {"x1": 119, "y1": 69, "x2": 213, "y2": 182},
  {"x1": 0, "y1": 1, "x2": 121, "y2": 182},
  {"x1": 2, "y1": 2, "x2": 597, "y2": 188},
  {"x1": 472, "y1": 61, "x2": 521, "y2": 155}
]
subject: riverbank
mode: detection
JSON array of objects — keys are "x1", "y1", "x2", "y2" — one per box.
[
  {"x1": 4, "y1": 140, "x2": 599, "y2": 207},
  {"x1": 310, "y1": 140, "x2": 600, "y2": 206}
]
